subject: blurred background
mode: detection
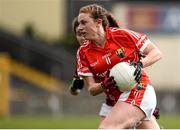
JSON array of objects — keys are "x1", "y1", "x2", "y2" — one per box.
[{"x1": 0, "y1": 0, "x2": 180, "y2": 128}]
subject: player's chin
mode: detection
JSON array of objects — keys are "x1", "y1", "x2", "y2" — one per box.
[
  {"x1": 80, "y1": 39, "x2": 86, "y2": 44},
  {"x1": 85, "y1": 35, "x2": 93, "y2": 41}
]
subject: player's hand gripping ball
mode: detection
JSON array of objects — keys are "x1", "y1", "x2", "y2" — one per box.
[
  {"x1": 101, "y1": 70, "x2": 116, "y2": 89},
  {"x1": 109, "y1": 62, "x2": 137, "y2": 92},
  {"x1": 131, "y1": 61, "x2": 143, "y2": 83}
]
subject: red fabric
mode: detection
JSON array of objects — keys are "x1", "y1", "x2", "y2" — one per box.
[
  {"x1": 125, "y1": 84, "x2": 147, "y2": 106},
  {"x1": 76, "y1": 27, "x2": 151, "y2": 105}
]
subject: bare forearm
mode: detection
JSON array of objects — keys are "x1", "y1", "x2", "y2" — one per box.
[
  {"x1": 141, "y1": 48, "x2": 162, "y2": 68},
  {"x1": 88, "y1": 83, "x2": 104, "y2": 96}
]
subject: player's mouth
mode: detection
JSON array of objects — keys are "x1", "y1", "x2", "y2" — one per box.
[{"x1": 79, "y1": 31, "x2": 87, "y2": 37}]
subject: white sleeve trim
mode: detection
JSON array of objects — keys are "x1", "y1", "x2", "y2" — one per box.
[
  {"x1": 78, "y1": 72, "x2": 93, "y2": 77},
  {"x1": 140, "y1": 39, "x2": 151, "y2": 52}
]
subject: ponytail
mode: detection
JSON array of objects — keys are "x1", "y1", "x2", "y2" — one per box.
[{"x1": 106, "y1": 12, "x2": 120, "y2": 28}]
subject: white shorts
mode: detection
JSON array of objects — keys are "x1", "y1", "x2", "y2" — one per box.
[
  {"x1": 99, "y1": 103, "x2": 112, "y2": 117},
  {"x1": 99, "y1": 84, "x2": 157, "y2": 120}
]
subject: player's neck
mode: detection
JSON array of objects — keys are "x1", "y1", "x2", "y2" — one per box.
[{"x1": 94, "y1": 33, "x2": 106, "y2": 47}]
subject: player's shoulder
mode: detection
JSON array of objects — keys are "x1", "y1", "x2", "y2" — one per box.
[
  {"x1": 108, "y1": 27, "x2": 144, "y2": 40},
  {"x1": 109, "y1": 27, "x2": 135, "y2": 35}
]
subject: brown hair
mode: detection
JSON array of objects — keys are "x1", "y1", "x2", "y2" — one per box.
[
  {"x1": 79, "y1": 4, "x2": 109, "y2": 31},
  {"x1": 72, "y1": 17, "x2": 79, "y2": 34},
  {"x1": 79, "y1": 4, "x2": 120, "y2": 30},
  {"x1": 106, "y1": 13, "x2": 119, "y2": 28}
]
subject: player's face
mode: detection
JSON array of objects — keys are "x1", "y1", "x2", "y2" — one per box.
[
  {"x1": 76, "y1": 27, "x2": 86, "y2": 45},
  {"x1": 77, "y1": 13, "x2": 98, "y2": 41}
]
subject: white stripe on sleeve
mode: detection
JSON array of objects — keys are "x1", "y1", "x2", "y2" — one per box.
[{"x1": 140, "y1": 39, "x2": 151, "y2": 52}]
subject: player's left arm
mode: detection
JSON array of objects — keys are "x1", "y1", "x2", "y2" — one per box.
[
  {"x1": 140, "y1": 42, "x2": 162, "y2": 68},
  {"x1": 122, "y1": 29, "x2": 162, "y2": 68}
]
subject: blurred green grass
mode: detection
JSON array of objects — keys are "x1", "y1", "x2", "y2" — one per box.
[
  {"x1": 0, "y1": 115, "x2": 100, "y2": 129},
  {"x1": 0, "y1": 114, "x2": 180, "y2": 129}
]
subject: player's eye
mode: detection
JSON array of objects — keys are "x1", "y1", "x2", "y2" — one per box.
[{"x1": 80, "y1": 20, "x2": 87, "y2": 25}]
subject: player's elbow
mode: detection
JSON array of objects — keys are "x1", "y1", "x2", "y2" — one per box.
[
  {"x1": 157, "y1": 49, "x2": 163, "y2": 61},
  {"x1": 88, "y1": 87, "x2": 101, "y2": 96},
  {"x1": 152, "y1": 48, "x2": 163, "y2": 62},
  {"x1": 91, "y1": 93, "x2": 97, "y2": 96},
  {"x1": 88, "y1": 88, "x2": 98, "y2": 96}
]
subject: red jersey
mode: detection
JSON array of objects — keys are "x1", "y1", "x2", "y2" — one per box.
[{"x1": 76, "y1": 27, "x2": 151, "y2": 106}]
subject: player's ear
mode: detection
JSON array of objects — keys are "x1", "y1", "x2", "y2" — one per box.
[
  {"x1": 97, "y1": 18, "x2": 102, "y2": 25},
  {"x1": 95, "y1": 19, "x2": 102, "y2": 28}
]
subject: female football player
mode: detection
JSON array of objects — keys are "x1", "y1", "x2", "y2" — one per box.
[
  {"x1": 76, "y1": 4, "x2": 162, "y2": 129},
  {"x1": 71, "y1": 14, "x2": 160, "y2": 129}
]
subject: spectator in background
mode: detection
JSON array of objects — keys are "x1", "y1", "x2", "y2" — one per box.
[
  {"x1": 76, "y1": 4, "x2": 162, "y2": 129},
  {"x1": 24, "y1": 23, "x2": 35, "y2": 39},
  {"x1": 47, "y1": 93, "x2": 61, "y2": 117}
]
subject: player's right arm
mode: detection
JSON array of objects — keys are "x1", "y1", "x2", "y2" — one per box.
[
  {"x1": 83, "y1": 76, "x2": 104, "y2": 96},
  {"x1": 83, "y1": 71, "x2": 116, "y2": 96},
  {"x1": 76, "y1": 45, "x2": 103, "y2": 96},
  {"x1": 76, "y1": 44, "x2": 115, "y2": 96}
]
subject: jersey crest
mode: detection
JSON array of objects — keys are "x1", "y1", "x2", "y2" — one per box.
[{"x1": 115, "y1": 47, "x2": 125, "y2": 58}]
